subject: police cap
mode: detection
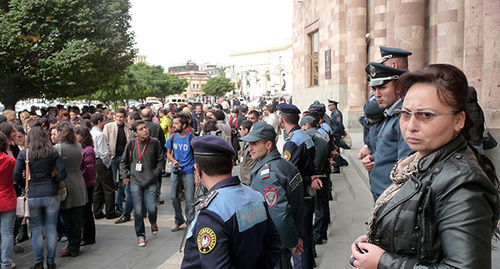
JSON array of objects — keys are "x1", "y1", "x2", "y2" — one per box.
[
  {"x1": 328, "y1": 99, "x2": 339, "y2": 105},
  {"x1": 299, "y1": 115, "x2": 316, "y2": 126},
  {"x1": 278, "y1": 103, "x2": 301, "y2": 115},
  {"x1": 365, "y1": 62, "x2": 406, "y2": 87},
  {"x1": 191, "y1": 135, "x2": 236, "y2": 156},
  {"x1": 239, "y1": 121, "x2": 276, "y2": 142},
  {"x1": 379, "y1": 46, "x2": 412, "y2": 64}
]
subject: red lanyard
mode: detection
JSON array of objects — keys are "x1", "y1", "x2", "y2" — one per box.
[{"x1": 136, "y1": 137, "x2": 148, "y2": 162}]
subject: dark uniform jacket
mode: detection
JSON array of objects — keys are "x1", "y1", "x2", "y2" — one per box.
[
  {"x1": 250, "y1": 149, "x2": 305, "y2": 249},
  {"x1": 372, "y1": 135, "x2": 500, "y2": 269},
  {"x1": 120, "y1": 136, "x2": 165, "y2": 187},
  {"x1": 181, "y1": 176, "x2": 281, "y2": 269},
  {"x1": 144, "y1": 119, "x2": 167, "y2": 153},
  {"x1": 283, "y1": 126, "x2": 316, "y2": 190}
]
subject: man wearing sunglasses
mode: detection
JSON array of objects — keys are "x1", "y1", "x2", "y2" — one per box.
[{"x1": 362, "y1": 63, "x2": 412, "y2": 202}]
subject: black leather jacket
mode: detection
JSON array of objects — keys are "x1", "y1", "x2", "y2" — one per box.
[{"x1": 372, "y1": 135, "x2": 500, "y2": 268}]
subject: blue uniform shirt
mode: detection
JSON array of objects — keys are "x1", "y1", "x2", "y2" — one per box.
[
  {"x1": 181, "y1": 176, "x2": 281, "y2": 268},
  {"x1": 370, "y1": 99, "x2": 412, "y2": 199}
]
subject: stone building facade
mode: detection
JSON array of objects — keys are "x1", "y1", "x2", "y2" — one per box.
[
  {"x1": 292, "y1": 0, "x2": 499, "y2": 130},
  {"x1": 228, "y1": 39, "x2": 293, "y2": 100}
]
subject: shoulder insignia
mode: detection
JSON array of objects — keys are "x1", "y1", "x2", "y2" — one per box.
[
  {"x1": 305, "y1": 138, "x2": 315, "y2": 149},
  {"x1": 283, "y1": 150, "x2": 291, "y2": 161},
  {"x1": 198, "y1": 227, "x2": 217, "y2": 254},
  {"x1": 200, "y1": 190, "x2": 218, "y2": 210},
  {"x1": 286, "y1": 131, "x2": 294, "y2": 141},
  {"x1": 260, "y1": 165, "x2": 270, "y2": 180},
  {"x1": 289, "y1": 173, "x2": 302, "y2": 192},
  {"x1": 236, "y1": 202, "x2": 267, "y2": 232},
  {"x1": 263, "y1": 186, "x2": 278, "y2": 207}
]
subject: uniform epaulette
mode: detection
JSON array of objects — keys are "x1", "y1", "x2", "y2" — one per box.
[
  {"x1": 200, "y1": 190, "x2": 218, "y2": 210},
  {"x1": 286, "y1": 131, "x2": 294, "y2": 141}
]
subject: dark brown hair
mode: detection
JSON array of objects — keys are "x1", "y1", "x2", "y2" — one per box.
[
  {"x1": 74, "y1": 126, "x2": 94, "y2": 149},
  {"x1": 56, "y1": 122, "x2": 77, "y2": 144},
  {"x1": 396, "y1": 64, "x2": 471, "y2": 140},
  {"x1": 27, "y1": 126, "x2": 54, "y2": 159}
]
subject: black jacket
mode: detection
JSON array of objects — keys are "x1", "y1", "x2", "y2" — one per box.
[
  {"x1": 120, "y1": 136, "x2": 165, "y2": 187},
  {"x1": 372, "y1": 135, "x2": 499, "y2": 269}
]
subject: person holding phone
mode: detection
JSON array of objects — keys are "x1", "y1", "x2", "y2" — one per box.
[{"x1": 350, "y1": 64, "x2": 500, "y2": 268}]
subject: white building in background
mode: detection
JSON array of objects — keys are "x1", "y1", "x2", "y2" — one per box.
[{"x1": 227, "y1": 39, "x2": 292, "y2": 99}]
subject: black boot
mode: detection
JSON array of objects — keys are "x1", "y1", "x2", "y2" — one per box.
[
  {"x1": 31, "y1": 262, "x2": 44, "y2": 269},
  {"x1": 47, "y1": 263, "x2": 56, "y2": 269},
  {"x1": 15, "y1": 223, "x2": 29, "y2": 244}
]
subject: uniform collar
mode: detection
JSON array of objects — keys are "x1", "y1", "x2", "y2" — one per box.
[
  {"x1": 383, "y1": 98, "x2": 402, "y2": 117},
  {"x1": 209, "y1": 176, "x2": 241, "y2": 192},
  {"x1": 252, "y1": 149, "x2": 282, "y2": 174}
]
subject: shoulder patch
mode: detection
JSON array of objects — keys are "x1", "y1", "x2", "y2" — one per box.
[
  {"x1": 305, "y1": 138, "x2": 314, "y2": 149},
  {"x1": 236, "y1": 202, "x2": 267, "y2": 232},
  {"x1": 283, "y1": 150, "x2": 291, "y2": 161},
  {"x1": 263, "y1": 186, "x2": 278, "y2": 207},
  {"x1": 286, "y1": 131, "x2": 294, "y2": 141},
  {"x1": 260, "y1": 165, "x2": 270, "y2": 179},
  {"x1": 200, "y1": 190, "x2": 218, "y2": 210},
  {"x1": 289, "y1": 173, "x2": 302, "y2": 192},
  {"x1": 198, "y1": 227, "x2": 217, "y2": 254}
]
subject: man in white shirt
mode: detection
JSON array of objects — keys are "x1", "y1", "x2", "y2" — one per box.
[{"x1": 91, "y1": 113, "x2": 121, "y2": 219}]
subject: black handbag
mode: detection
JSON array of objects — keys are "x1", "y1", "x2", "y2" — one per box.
[{"x1": 483, "y1": 132, "x2": 498, "y2": 150}]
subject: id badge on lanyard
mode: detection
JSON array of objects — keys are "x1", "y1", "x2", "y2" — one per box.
[{"x1": 136, "y1": 137, "x2": 148, "y2": 172}]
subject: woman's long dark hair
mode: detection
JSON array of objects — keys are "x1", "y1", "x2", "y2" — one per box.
[
  {"x1": 27, "y1": 126, "x2": 54, "y2": 159},
  {"x1": 0, "y1": 122, "x2": 15, "y2": 142},
  {"x1": 396, "y1": 64, "x2": 498, "y2": 189},
  {"x1": 74, "y1": 126, "x2": 94, "y2": 149},
  {"x1": 56, "y1": 122, "x2": 76, "y2": 144}
]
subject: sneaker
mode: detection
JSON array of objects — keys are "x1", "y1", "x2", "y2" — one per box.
[
  {"x1": 151, "y1": 223, "x2": 158, "y2": 235},
  {"x1": 8, "y1": 262, "x2": 15, "y2": 269},
  {"x1": 137, "y1": 237, "x2": 146, "y2": 247},
  {"x1": 171, "y1": 220, "x2": 185, "y2": 232},
  {"x1": 115, "y1": 215, "x2": 131, "y2": 224},
  {"x1": 60, "y1": 236, "x2": 68, "y2": 242}
]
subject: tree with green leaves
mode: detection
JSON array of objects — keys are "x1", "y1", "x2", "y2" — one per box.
[
  {"x1": 0, "y1": 0, "x2": 136, "y2": 109},
  {"x1": 92, "y1": 62, "x2": 188, "y2": 105},
  {"x1": 202, "y1": 76, "x2": 235, "y2": 96}
]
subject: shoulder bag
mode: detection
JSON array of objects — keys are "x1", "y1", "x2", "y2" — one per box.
[{"x1": 16, "y1": 149, "x2": 30, "y2": 217}]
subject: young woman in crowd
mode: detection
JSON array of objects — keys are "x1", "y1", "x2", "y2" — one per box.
[{"x1": 13, "y1": 126, "x2": 67, "y2": 269}]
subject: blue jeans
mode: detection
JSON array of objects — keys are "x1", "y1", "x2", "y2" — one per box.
[
  {"x1": 0, "y1": 209, "x2": 15, "y2": 269},
  {"x1": 122, "y1": 184, "x2": 134, "y2": 218},
  {"x1": 170, "y1": 172, "x2": 195, "y2": 225},
  {"x1": 112, "y1": 156, "x2": 125, "y2": 206},
  {"x1": 130, "y1": 182, "x2": 157, "y2": 237},
  {"x1": 29, "y1": 196, "x2": 60, "y2": 264}
]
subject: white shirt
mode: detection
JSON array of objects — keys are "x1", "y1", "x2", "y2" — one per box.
[{"x1": 91, "y1": 126, "x2": 111, "y2": 167}]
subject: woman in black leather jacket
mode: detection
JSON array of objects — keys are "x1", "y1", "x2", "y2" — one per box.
[{"x1": 350, "y1": 64, "x2": 500, "y2": 269}]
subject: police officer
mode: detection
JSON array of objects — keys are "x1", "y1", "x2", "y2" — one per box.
[
  {"x1": 299, "y1": 116, "x2": 331, "y2": 246},
  {"x1": 241, "y1": 121, "x2": 305, "y2": 269},
  {"x1": 379, "y1": 46, "x2": 412, "y2": 71},
  {"x1": 278, "y1": 103, "x2": 320, "y2": 269},
  {"x1": 361, "y1": 63, "x2": 412, "y2": 201},
  {"x1": 181, "y1": 135, "x2": 281, "y2": 268},
  {"x1": 327, "y1": 99, "x2": 345, "y2": 142}
]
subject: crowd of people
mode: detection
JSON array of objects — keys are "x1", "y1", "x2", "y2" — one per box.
[{"x1": 0, "y1": 46, "x2": 498, "y2": 269}]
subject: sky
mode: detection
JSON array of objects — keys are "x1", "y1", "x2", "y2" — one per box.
[{"x1": 129, "y1": 0, "x2": 292, "y2": 69}]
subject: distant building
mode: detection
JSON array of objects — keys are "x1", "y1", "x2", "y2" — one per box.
[
  {"x1": 168, "y1": 61, "x2": 210, "y2": 98},
  {"x1": 199, "y1": 63, "x2": 224, "y2": 77},
  {"x1": 134, "y1": 55, "x2": 148, "y2": 64},
  {"x1": 228, "y1": 39, "x2": 292, "y2": 100}
]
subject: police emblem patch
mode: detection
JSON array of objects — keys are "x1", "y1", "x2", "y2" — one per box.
[
  {"x1": 369, "y1": 64, "x2": 376, "y2": 77},
  {"x1": 263, "y1": 186, "x2": 278, "y2": 207},
  {"x1": 197, "y1": 227, "x2": 217, "y2": 254},
  {"x1": 283, "y1": 150, "x2": 291, "y2": 161}
]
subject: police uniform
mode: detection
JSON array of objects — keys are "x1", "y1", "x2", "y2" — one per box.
[
  {"x1": 278, "y1": 103, "x2": 316, "y2": 269},
  {"x1": 365, "y1": 63, "x2": 412, "y2": 201},
  {"x1": 327, "y1": 99, "x2": 345, "y2": 141},
  {"x1": 181, "y1": 135, "x2": 281, "y2": 269}
]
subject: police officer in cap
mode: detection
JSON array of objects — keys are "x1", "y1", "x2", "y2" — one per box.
[
  {"x1": 278, "y1": 103, "x2": 320, "y2": 269},
  {"x1": 327, "y1": 99, "x2": 345, "y2": 141},
  {"x1": 241, "y1": 121, "x2": 305, "y2": 269},
  {"x1": 181, "y1": 135, "x2": 281, "y2": 268},
  {"x1": 361, "y1": 63, "x2": 412, "y2": 201},
  {"x1": 379, "y1": 46, "x2": 412, "y2": 71}
]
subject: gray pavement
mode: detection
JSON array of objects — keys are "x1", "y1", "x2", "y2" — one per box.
[{"x1": 10, "y1": 132, "x2": 500, "y2": 268}]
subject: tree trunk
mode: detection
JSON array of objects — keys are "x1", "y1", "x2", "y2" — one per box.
[{"x1": 0, "y1": 96, "x2": 18, "y2": 110}]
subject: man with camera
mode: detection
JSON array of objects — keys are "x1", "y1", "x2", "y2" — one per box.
[{"x1": 166, "y1": 113, "x2": 195, "y2": 232}]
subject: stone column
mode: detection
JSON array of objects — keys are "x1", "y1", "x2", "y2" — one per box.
[
  {"x1": 463, "y1": 0, "x2": 484, "y2": 91},
  {"x1": 436, "y1": 0, "x2": 465, "y2": 69},
  {"x1": 393, "y1": 0, "x2": 425, "y2": 70},
  {"x1": 345, "y1": 0, "x2": 367, "y2": 128},
  {"x1": 371, "y1": 0, "x2": 387, "y2": 61},
  {"x1": 386, "y1": 0, "x2": 395, "y2": 47},
  {"x1": 481, "y1": 0, "x2": 500, "y2": 128}
]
